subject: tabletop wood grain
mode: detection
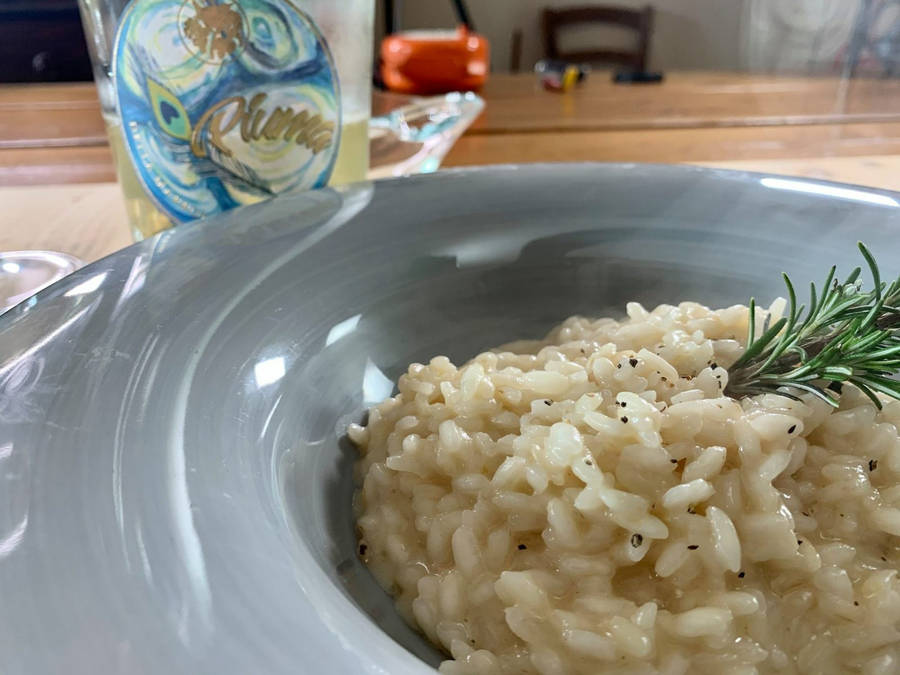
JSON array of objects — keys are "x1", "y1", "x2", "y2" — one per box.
[
  {"x1": 443, "y1": 122, "x2": 900, "y2": 167},
  {"x1": 4, "y1": 73, "x2": 900, "y2": 186},
  {"x1": 4, "y1": 73, "x2": 900, "y2": 150},
  {"x1": 469, "y1": 72, "x2": 900, "y2": 133}
]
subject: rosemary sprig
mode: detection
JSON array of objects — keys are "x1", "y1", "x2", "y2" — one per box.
[{"x1": 724, "y1": 243, "x2": 900, "y2": 409}]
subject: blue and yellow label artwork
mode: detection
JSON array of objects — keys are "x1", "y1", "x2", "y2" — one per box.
[{"x1": 114, "y1": 0, "x2": 341, "y2": 223}]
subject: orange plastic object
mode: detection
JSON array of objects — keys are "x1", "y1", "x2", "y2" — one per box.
[{"x1": 381, "y1": 26, "x2": 489, "y2": 95}]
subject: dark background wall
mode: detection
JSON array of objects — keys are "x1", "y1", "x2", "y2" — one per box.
[{"x1": 0, "y1": 0, "x2": 92, "y2": 82}]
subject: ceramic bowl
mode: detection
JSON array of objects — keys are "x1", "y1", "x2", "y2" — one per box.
[{"x1": 2, "y1": 164, "x2": 899, "y2": 674}]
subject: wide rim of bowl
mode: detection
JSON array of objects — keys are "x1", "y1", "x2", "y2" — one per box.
[{"x1": 5, "y1": 162, "x2": 900, "y2": 321}]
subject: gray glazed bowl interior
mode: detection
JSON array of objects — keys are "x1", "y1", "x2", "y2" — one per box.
[{"x1": 2, "y1": 164, "x2": 900, "y2": 674}]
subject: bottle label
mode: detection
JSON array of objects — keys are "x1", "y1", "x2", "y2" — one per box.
[{"x1": 113, "y1": 0, "x2": 341, "y2": 223}]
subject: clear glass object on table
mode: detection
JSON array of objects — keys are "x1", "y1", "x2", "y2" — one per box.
[
  {"x1": 0, "y1": 251, "x2": 82, "y2": 314},
  {"x1": 77, "y1": 0, "x2": 373, "y2": 241},
  {"x1": 368, "y1": 91, "x2": 484, "y2": 179}
]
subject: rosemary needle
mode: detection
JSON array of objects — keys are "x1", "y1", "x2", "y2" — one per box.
[{"x1": 724, "y1": 243, "x2": 900, "y2": 409}]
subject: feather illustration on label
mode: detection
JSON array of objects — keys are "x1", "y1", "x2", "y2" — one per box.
[
  {"x1": 113, "y1": 0, "x2": 341, "y2": 223},
  {"x1": 148, "y1": 80, "x2": 192, "y2": 141}
]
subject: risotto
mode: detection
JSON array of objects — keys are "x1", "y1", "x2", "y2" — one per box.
[{"x1": 350, "y1": 301, "x2": 900, "y2": 675}]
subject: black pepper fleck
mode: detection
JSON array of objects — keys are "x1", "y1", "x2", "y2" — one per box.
[
  {"x1": 617, "y1": 363, "x2": 622, "y2": 369},
  {"x1": 518, "y1": 544, "x2": 527, "y2": 550},
  {"x1": 631, "y1": 533, "x2": 643, "y2": 548},
  {"x1": 687, "y1": 544, "x2": 699, "y2": 550},
  {"x1": 621, "y1": 401, "x2": 627, "y2": 408},
  {"x1": 585, "y1": 458, "x2": 593, "y2": 466},
  {"x1": 788, "y1": 425, "x2": 796, "y2": 434},
  {"x1": 798, "y1": 540, "x2": 803, "y2": 546},
  {"x1": 687, "y1": 506, "x2": 696, "y2": 514},
  {"x1": 738, "y1": 571, "x2": 745, "y2": 578},
  {"x1": 882, "y1": 556, "x2": 888, "y2": 562},
  {"x1": 358, "y1": 544, "x2": 367, "y2": 555},
  {"x1": 621, "y1": 416, "x2": 629, "y2": 423},
  {"x1": 670, "y1": 458, "x2": 678, "y2": 464},
  {"x1": 801, "y1": 511, "x2": 810, "y2": 517},
  {"x1": 661, "y1": 376, "x2": 668, "y2": 382},
  {"x1": 544, "y1": 399, "x2": 552, "y2": 406},
  {"x1": 854, "y1": 601, "x2": 859, "y2": 606},
  {"x1": 870, "y1": 459, "x2": 878, "y2": 472},
  {"x1": 629, "y1": 358, "x2": 638, "y2": 368},
  {"x1": 710, "y1": 363, "x2": 718, "y2": 370}
]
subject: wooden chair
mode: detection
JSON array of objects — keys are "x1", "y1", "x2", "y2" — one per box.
[{"x1": 542, "y1": 5, "x2": 654, "y2": 71}]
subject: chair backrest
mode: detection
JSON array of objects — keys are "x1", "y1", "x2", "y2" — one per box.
[{"x1": 542, "y1": 4, "x2": 654, "y2": 71}]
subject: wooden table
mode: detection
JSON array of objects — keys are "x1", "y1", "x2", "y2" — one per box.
[
  {"x1": 2, "y1": 72, "x2": 900, "y2": 264},
  {"x1": 468, "y1": 72, "x2": 900, "y2": 133}
]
